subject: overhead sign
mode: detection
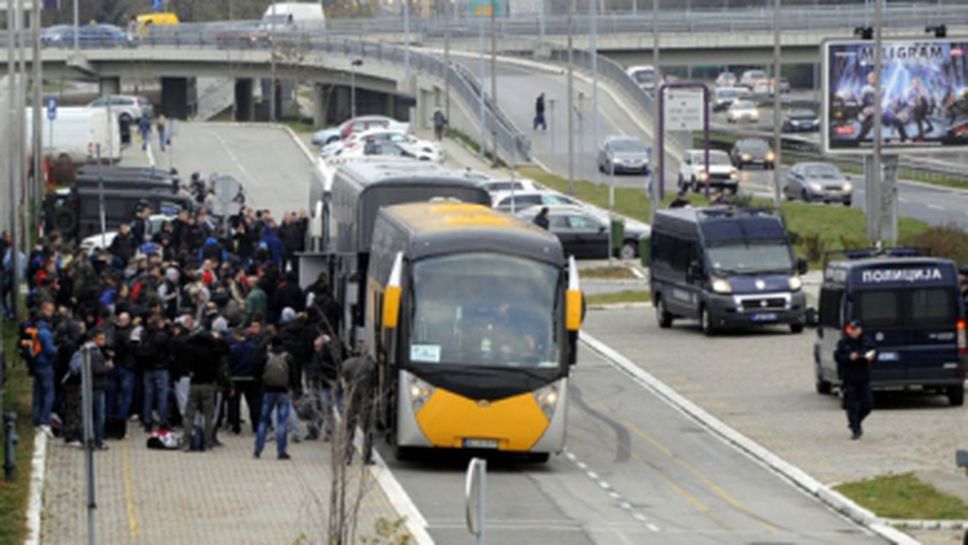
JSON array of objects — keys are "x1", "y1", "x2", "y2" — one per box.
[
  {"x1": 46, "y1": 96, "x2": 57, "y2": 121},
  {"x1": 823, "y1": 39, "x2": 968, "y2": 154},
  {"x1": 663, "y1": 87, "x2": 705, "y2": 132}
]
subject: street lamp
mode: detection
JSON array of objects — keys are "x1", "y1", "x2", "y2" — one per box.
[{"x1": 350, "y1": 59, "x2": 363, "y2": 118}]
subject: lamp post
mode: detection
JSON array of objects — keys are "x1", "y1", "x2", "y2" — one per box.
[{"x1": 350, "y1": 59, "x2": 363, "y2": 118}]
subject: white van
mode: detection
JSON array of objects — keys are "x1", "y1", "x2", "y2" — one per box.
[
  {"x1": 27, "y1": 107, "x2": 122, "y2": 163},
  {"x1": 260, "y1": 2, "x2": 326, "y2": 31},
  {"x1": 626, "y1": 65, "x2": 656, "y2": 93}
]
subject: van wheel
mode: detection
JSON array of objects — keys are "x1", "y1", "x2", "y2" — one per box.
[
  {"x1": 790, "y1": 323, "x2": 804, "y2": 334},
  {"x1": 619, "y1": 241, "x2": 637, "y2": 260},
  {"x1": 947, "y1": 386, "x2": 964, "y2": 407},
  {"x1": 699, "y1": 306, "x2": 716, "y2": 336},
  {"x1": 54, "y1": 209, "x2": 76, "y2": 233},
  {"x1": 655, "y1": 297, "x2": 673, "y2": 329}
]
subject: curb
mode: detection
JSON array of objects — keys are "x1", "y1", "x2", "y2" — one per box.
[
  {"x1": 587, "y1": 302, "x2": 651, "y2": 311},
  {"x1": 579, "y1": 332, "x2": 921, "y2": 545},
  {"x1": 24, "y1": 432, "x2": 48, "y2": 545},
  {"x1": 367, "y1": 450, "x2": 435, "y2": 545},
  {"x1": 887, "y1": 519, "x2": 968, "y2": 531}
]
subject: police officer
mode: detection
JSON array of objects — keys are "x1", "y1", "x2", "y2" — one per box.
[{"x1": 835, "y1": 319, "x2": 877, "y2": 440}]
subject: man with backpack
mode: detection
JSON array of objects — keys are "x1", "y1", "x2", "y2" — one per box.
[
  {"x1": 253, "y1": 336, "x2": 298, "y2": 460},
  {"x1": 25, "y1": 301, "x2": 58, "y2": 437}
]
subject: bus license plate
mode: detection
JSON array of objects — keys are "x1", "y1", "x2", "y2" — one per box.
[
  {"x1": 463, "y1": 438, "x2": 499, "y2": 449},
  {"x1": 751, "y1": 313, "x2": 777, "y2": 322}
]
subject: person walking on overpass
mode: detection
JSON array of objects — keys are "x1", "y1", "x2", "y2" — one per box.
[
  {"x1": 534, "y1": 92, "x2": 547, "y2": 131},
  {"x1": 836, "y1": 319, "x2": 877, "y2": 440},
  {"x1": 432, "y1": 108, "x2": 448, "y2": 141}
]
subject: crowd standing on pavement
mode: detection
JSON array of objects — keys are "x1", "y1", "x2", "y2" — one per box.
[{"x1": 12, "y1": 173, "x2": 368, "y2": 461}]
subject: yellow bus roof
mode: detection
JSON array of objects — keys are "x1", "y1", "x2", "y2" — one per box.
[{"x1": 386, "y1": 202, "x2": 525, "y2": 232}]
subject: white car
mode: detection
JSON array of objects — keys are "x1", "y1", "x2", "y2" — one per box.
[
  {"x1": 79, "y1": 214, "x2": 172, "y2": 256},
  {"x1": 491, "y1": 190, "x2": 583, "y2": 213},
  {"x1": 310, "y1": 115, "x2": 410, "y2": 147},
  {"x1": 321, "y1": 128, "x2": 443, "y2": 162},
  {"x1": 626, "y1": 65, "x2": 656, "y2": 93},
  {"x1": 87, "y1": 95, "x2": 151, "y2": 123},
  {"x1": 726, "y1": 100, "x2": 760, "y2": 123},
  {"x1": 477, "y1": 178, "x2": 539, "y2": 195},
  {"x1": 677, "y1": 149, "x2": 739, "y2": 194},
  {"x1": 739, "y1": 69, "x2": 768, "y2": 90}
]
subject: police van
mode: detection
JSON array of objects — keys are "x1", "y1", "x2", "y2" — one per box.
[
  {"x1": 649, "y1": 206, "x2": 807, "y2": 335},
  {"x1": 813, "y1": 250, "x2": 967, "y2": 406}
]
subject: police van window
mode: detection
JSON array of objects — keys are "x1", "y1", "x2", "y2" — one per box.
[
  {"x1": 819, "y1": 288, "x2": 843, "y2": 327},
  {"x1": 910, "y1": 288, "x2": 955, "y2": 325},
  {"x1": 672, "y1": 241, "x2": 694, "y2": 272},
  {"x1": 855, "y1": 290, "x2": 901, "y2": 328}
]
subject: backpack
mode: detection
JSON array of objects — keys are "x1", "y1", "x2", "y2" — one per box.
[
  {"x1": 18, "y1": 322, "x2": 42, "y2": 361},
  {"x1": 262, "y1": 350, "x2": 289, "y2": 389}
]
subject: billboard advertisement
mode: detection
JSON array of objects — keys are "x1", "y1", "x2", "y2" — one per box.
[{"x1": 823, "y1": 39, "x2": 968, "y2": 154}]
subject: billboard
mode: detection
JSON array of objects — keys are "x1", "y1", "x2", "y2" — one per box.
[{"x1": 823, "y1": 39, "x2": 968, "y2": 154}]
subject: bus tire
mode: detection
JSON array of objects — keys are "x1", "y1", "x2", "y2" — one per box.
[
  {"x1": 948, "y1": 386, "x2": 964, "y2": 407},
  {"x1": 527, "y1": 452, "x2": 550, "y2": 463}
]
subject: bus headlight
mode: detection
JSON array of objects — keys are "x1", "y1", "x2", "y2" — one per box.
[
  {"x1": 532, "y1": 383, "x2": 560, "y2": 420},
  {"x1": 711, "y1": 277, "x2": 732, "y2": 294},
  {"x1": 408, "y1": 375, "x2": 435, "y2": 414},
  {"x1": 788, "y1": 275, "x2": 803, "y2": 291}
]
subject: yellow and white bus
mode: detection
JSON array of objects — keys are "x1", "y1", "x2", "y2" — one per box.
[{"x1": 366, "y1": 202, "x2": 582, "y2": 462}]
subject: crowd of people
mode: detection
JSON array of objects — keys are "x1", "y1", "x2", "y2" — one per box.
[{"x1": 9, "y1": 174, "x2": 372, "y2": 461}]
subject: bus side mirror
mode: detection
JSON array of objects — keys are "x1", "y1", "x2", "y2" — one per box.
[
  {"x1": 797, "y1": 258, "x2": 808, "y2": 275},
  {"x1": 566, "y1": 257, "x2": 583, "y2": 332},
  {"x1": 382, "y1": 252, "x2": 403, "y2": 330}
]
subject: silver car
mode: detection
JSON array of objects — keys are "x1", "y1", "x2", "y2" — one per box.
[
  {"x1": 597, "y1": 135, "x2": 651, "y2": 175},
  {"x1": 783, "y1": 162, "x2": 853, "y2": 206}
]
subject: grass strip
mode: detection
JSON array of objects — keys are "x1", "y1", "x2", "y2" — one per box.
[
  {"x1": 0, "y1": 324, "x2": 34, "y2": 545},
  {"x1": 581, "y1": 266, "x2": 640, "y2": 280},
  {"x1": 586, "y1": 290, "x2": 652, "y2": 306},
  {"x1": 835, "y1": 473, "x2": 968, "y2": 520}
]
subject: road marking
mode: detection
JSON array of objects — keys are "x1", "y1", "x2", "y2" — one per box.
[
  {"x1": 145, "y1": 142, "x2": 156, "y2": 167},
  {"x1": 926, "y1": 204, "x2": 944, "y2": 211},
  {"x1": 562, "y1": 448, "x2": 660, "y2": 532},
  {"x1": 212, "y1": 129, "x2": 257, "y2": 187},
  {"x1": 121, "y1": 439, "x2": 141, "y2": 538}
]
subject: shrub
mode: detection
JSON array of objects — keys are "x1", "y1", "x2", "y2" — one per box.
[{"x1": 901, "y1": 224, "x2": 968, "y2": 265}]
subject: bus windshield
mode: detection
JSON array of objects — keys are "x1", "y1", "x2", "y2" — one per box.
[
  {"x1": 707, "y1": 242, "x2": 793, "y2": 275},
  {"x1": 409, "y1": 253, "x2": 560, "y2": 369}
]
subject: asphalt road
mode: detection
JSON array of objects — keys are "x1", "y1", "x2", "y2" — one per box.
[{"x1": 379, "y1": 346, "x2": 886, "y2": 545}]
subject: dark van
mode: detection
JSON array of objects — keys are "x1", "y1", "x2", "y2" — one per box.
[
  {"x1": 813, "y1": 252, "x2": 967, "y2": 405},
  {"x1": 44, "y1": 186, "x2": 195, "y2": 239},
  {"x1": 649, "y1": 206, "x2": 807, "y2": 335}
]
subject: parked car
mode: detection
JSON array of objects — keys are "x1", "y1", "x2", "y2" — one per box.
[
  {"x1": 518, "y1": 204, "x2": 650, "y2": 260},
  {"x1": 726, "y1": 100, "x2": 760, "y2": 123},
  {"x1": 310, "y1": 115, "x2": 409, "y2": 147},
  {"x1": 477, "y1": 178, "x2": 539, "y2": 194},
  {"x1": 739, "y1": 69, "x2": 769, "y2": 90},
  {"x1": 712, "y1": 86, "x2": 749, "y2": 113},
  {"x1": 769, "y1": 76, "x2": 791, "y2": 95},
  {"x1": 715, "y1": 72, "x2": 737, "y2": 88},
  {"x1": 322, "y1": 128, "x2": 443, "y2": 162},
  {"x1": 597, "y1": 135, "x2": 651, "y2": 175},
  {"x1": 677, "y1": 149, "x2": 739, "y2": 194},
  {"x1": 492, "y1": 190, "x2": 582, "y2": 213},
  {"x1": 782, "y1": 109, "x2": 820, "y2": 132},
  {"x1": 87, "y1": 95, "x2": 151, "y2": 123},
  {"x1": 626, "y1": 65, "x2": 656, "y2": 93},
  {"x1": 41, "y1": 24, "x2": 131, "y2": 48},
  {"x1": 730, "y1": 138, "x2": 775, "y2": 169},
  {"x1": 783, "y1": 162, "x2": 852, "y2": 206}
]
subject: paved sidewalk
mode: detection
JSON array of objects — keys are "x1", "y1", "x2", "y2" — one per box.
[{"x1": 41, "y1": 427, "x2": 404, "y2": 545}]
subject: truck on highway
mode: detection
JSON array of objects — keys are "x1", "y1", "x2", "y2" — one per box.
[
  {"x1": 260, "y1": 1, "x2": 326, "y2": 31},
  {"x1": 813, "y1": 250, "x2": 967, "y2": 406},
  {"x1": 299, "y1": 160, "x2": 491, "y2": 347},
  {"x1": 649, "y1": 206, "x2": 808, "y2": 335},
  {"x1": 365, "y1": 202, "x2": 581, "y2": 462}
]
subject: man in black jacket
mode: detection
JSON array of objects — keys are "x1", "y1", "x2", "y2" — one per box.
[
  {"x1": 76, "y1": 329, "x2": 114, "y2": 450},
  {"x1": 140, "y1": 314, "x2": 171, "y2": 431},
  {"x1": 178, "y1": 329, "x2": 224, "y2": 451},
  {"x1": 835, "y1": 319, "x2": 877, "y2": 440}
]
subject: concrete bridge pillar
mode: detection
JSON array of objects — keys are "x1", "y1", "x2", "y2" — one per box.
[
  {"x1": 98, "y1": 76, "x2": 120, "y2": 96},
  {"x1": 312, "y1": 83, "x2": 327, "y2": 128},
  {"x1": 161, "y1": 77, "x2": 191, "y2": 119},
  {"x1": 333, "y1": 85, "x2": 351, "y2": 122},
  {"x1": 234, "y1": 78, "x2": 255, "y2": 122}
]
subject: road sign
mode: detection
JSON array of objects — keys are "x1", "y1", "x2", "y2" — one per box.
[
  {"x1": 210, "y1": 175, "x2": 243, "y2": 219},
  {"x1": 663, "y1": 87, "x2": 705, "y2": 132},
  {"x1": 46, "y1": 96, "x2": 57, "y2": 121},
  {"x1": 465, "y1": 457, "x2": 486, "y2": 544}
]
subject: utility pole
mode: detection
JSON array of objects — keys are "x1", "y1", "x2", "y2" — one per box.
[
  {"x1": 566, "y1": 0, "x2": 575, "y2": 194},
  {"x1": 490, "y1": 0, "x2": 498, "y2": 167},
  {"x1": 444, "y1": 0, "x2": 451, "y2": 124},
  {"x1": 650, "y1": 0, "x2": 660, "y2": 212},
  {"x1": 32, "y1": 0, "x2": 42, "y2": 215},
  {"x1": 16, "y1": 0, "x2": 28, "y2": 259},
  {"x1": 6, "y1": 0, "x2": 20, "y2": 318},
  {"x1": 269, "y1": 2, "x2": 277, "y2": 123},
  {"x1": 652, "y1": 0, "x2": 660, "y2": 83},
  {"x1": 404, "y1": 0, "x2": 411, "y2": 80},
  {"x1": 477, "y1": 17, "x2": 485, "y2": 158},
  {"x1": 871, "y1": 0, "x2": 884, "y2": 245},
  {"x1": 771, "y1": 0, "x2": 782, "y2": 212},
  {"x1": 590, "y1": 0, "x2": 600, "y2": 187},
  {"x1": 72, "y1": 0, "x2": 79, "y2": 53}
]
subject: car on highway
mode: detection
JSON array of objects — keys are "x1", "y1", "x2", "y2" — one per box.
[
  {"x1": 739, "y1": 69, "x2": 769, "y2": 90},
  {"x1": 492, "y1": 190, "x2": 582, "y2": 213},
  {"x1": 41, "y1": 24, "x2": 131, "y2": 47},
  {"x1": 650, "y1": 206, "x2": 808, "y2": 335},
  {"x1": 678, "y1": 149, "x2": 739, "y2": 194},
  {"x1": 311, "y1": 115, "x2": 409, "y2": 147},
  {"x1": 322, "y1": 128, "x2": 443, "y2": 162},
  {"x1": 782, "y1": 108, "x2": 820, "y2": 132},
  {"x1": 726, "y1": 100, "x2": 759, "y2": 123},
  {"x1": 87, "y1": 95, "x2": 153, "y2": 123},
  {"x1": 626, "y1": 65, "x2": 657, "y2": 93},
  {"x1": 730, "y1": 138, "x2": 774, "y2": 170},
  {"x1": 597, "y1": 135, "x2": 651, "y2": 175},
  {"x1": 783, "y1": 162, "x2": 852, "y2": 206},
  {"x1": 260, "y1": 1, "x2": 326, "y2": 31},
  {"x1": 715, "y1": 72, "x2": 737, "y2": 88},
  {"x1": 712, "y1": 86, "x2": 749, "y2": 113},
  {"x1": 769, "y1": 77, "x2": 791, "y2": 95},
  {"x1": 814, "y1": 250, "x2": 967, "y2": 406},
  {"x1": 518, "y1": 204, "x2": 650, "y2": 260}
]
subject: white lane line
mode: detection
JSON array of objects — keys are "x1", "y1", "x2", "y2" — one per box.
[
  {"x1": 145, "y1": 143, "x2": 156, "y2": 167},
  {"x1": 24, "y1": 433, "x2": 48, "y2": 545},
  {"x1": 562, "y1": 448, "x2": 661, "y2": 532}
]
